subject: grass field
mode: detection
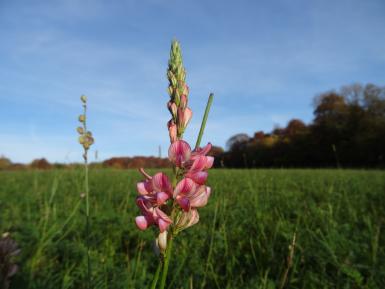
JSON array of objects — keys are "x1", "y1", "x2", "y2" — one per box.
[{"x1": 0, "y1": 169, "x2": 384, "y2": 289}]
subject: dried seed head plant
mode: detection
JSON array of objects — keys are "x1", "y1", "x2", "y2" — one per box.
[
  {"x1": 77, "y1": 95, "x2": 94, "y2": 289},
  {"x1": 134, "y1": 40, "x2": 214, "y2": 289},
  {"x1": 0, "y1": 232, "x2": 20, "y2": 289}
]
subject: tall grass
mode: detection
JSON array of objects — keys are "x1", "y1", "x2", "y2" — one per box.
[{"x1": 0, "y1": 169, "x2": 384, "y2": 288}]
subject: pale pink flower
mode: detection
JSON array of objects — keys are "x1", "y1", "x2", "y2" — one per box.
[
  {"x1": 174, "y1": 208, "x2": 199, "y2": 231},
  {"x1": 135, "y1": 170, "x2": 173, "y2": 232},
  {"x1": 173, "y1": 178, "x2": 211, "y2": 211},
  {"x1": 168, "y1": 140, "x2": 191, "y2": 167},
  {"x1": 168, "y1": 140, "x2": 214, "y2": 176},
  {"x1": 135, "y1": 197, "x2": 172, "y2": 232},
  {"x1": 177, "y1": 107, "x2": 192, "y2": 130}
]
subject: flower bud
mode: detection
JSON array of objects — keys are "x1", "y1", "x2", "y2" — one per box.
[
  {"x1": 157, "y1": 231, "x2": 167, "y2": 253},
  {"x1": 77, "y1": 127, "x2": 84, "y2": 134},
  {"x1": 180, "y1": 94, "x2": 187, "y2": 109},
  {"x1": 175, "y1": 209, "x2": 199, "y2": 232},
  {"x1": 167, "y1": 101, "x2": 177, "y2": 118},
  {"x1": 168, "y1": 120, "x2": 177, "y2": 143}
]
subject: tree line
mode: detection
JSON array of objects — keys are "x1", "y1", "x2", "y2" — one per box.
[{"x1": 216, "y1": 83, "x2": 385, "y2": 168}]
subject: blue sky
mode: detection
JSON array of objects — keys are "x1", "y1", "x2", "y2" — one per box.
[{"x1": 1, "y1": 0, "x2": 384, "y2": 163}]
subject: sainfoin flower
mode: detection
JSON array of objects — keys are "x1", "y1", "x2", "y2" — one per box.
[{"x1": 134, "y1": 39, "x2": 214, "y2": 289}]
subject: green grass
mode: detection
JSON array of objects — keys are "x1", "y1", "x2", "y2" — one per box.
[{"x1": 0, "y1": 169, "x2": 384, "y2": 289}]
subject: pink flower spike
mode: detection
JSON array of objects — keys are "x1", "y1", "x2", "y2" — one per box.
[
  {"x1": 156, "y1": 192, "x2": 169, "y2": 205},
  {"x1": 135, "y1": 216, "x2": 149, "y2": 230},
  {"x1": 168, "y1": 140, "x2": 191, "y2": 167}
]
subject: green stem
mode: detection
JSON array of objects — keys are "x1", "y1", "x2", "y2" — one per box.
[
  {"x1": 195, "y1": 93, "x2": 214, "y2": 149},
  {"x1": 83, "y1": 104, "x2": 91, "y2": 289},
  {"x1": 150, "y1": 261, "x2": 163, "y2": 289},
  {"x1": 159, "y1": 235, "x2": 174, "y2": 289}
]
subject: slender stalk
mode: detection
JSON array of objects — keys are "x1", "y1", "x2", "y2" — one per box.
[
  {"x1": 159, "y1": 235, "x2": 174, "y2": 289},
  {"x1": 83, "y1": 103, "x2": 91, "y2": 289},
  {"x1": 195, "y1": 93, "x2": 214, "y2": 149},
  {"x1": 150, "y1": 261, "x2": 162, "y2": 289}
]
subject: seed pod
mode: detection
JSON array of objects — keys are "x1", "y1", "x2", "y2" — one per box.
[
  {"x1": 78, "y1": 136, "x2": 86, "y2": 144},
  {"x1": 80, "y1": 95, "x2": 87, "y2": 103},
  {"x1": 78, "y1": 115, "x2": 85, "y2": 123}
]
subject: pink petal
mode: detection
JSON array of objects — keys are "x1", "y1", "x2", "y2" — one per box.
[
  {"x1": 186, "y1": 171, "x2": 208, "y2": 185},
  {"x1": 190, "y1": 156, "x2": 208, "y2": 172},
  {"x1": 189, "y1": 186, "x2": 211, "y2": 208},
  {"x1": 136, "y1": 197, "x2": 153, "y2": 213},
  {"x1": 156, "y1": 192, "x2": 169, "y2": 205},
  {"x1": 187, "y1": 209, "x2": 200, "y2": 227},
  {"x1": 158, "y1": 218, "x2": 171, "y2": 232},
  {"x1": 204, "y1": 156, "x2": 214, "y2": 169},
  {"x1": 152, "y1": 173, "x2": 172, "y2": 194},
  {"x1": 183, "y1": 107, "x2": 192, "y2": 127},
  {"x1": 155, "y1": 207, "x2": 173, "y2": 223},
  {"x1": 177, "y1": 196, "x2": 190, "y2": 211},
  {"x1": 174, "y1": 178, "x2": 196, "y2": 197},
  {"x1": 192, "y1": 143, "x2": 212, "y2": 157},
  {"x1": 137, "y1": 180, "x2": 153, "y2": 195},
  {"x1": 135, "y1": 216, "x2": 149, "y2": 230},
  {"x1": 168, "y1": 140, "x2": 191, "y2": 167},
  {"x1": 155, "y1": 208, "x2": 173, "y2": 232}
]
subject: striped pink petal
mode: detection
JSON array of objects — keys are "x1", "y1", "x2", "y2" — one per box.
[
  {"x1": 174, "y1": 178, "x2": 196, "y2": 197},
  {"x1": 186, "y1": 171, "x2": 208, "y2": 185},
  {"x1": 152, "y1": 172, "x2": 172, "y2": 195},
  {"x1": 189, "y1": 186, "x2": 211, "y2": 208},
  {"x1": 168, "y1": 140, "x2": 191, "y2": 167}
]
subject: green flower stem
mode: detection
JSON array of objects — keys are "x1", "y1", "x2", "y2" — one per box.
[
  {"x1": 83, "y1": 103, "x2": 91, "y2": 289},
  {"x1": 158, "y1": 235, "x2": 174, "y2": 289},
  {"x1": 195, "y1": 93, "x2": 214, "y2": 149},
  {"x1": 150, "y1": 261, "x2": 162, "y2": 289}
]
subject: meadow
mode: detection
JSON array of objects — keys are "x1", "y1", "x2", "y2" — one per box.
[{"x1": 0, "y1": 169, "x2": 384, "y2": 289}]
